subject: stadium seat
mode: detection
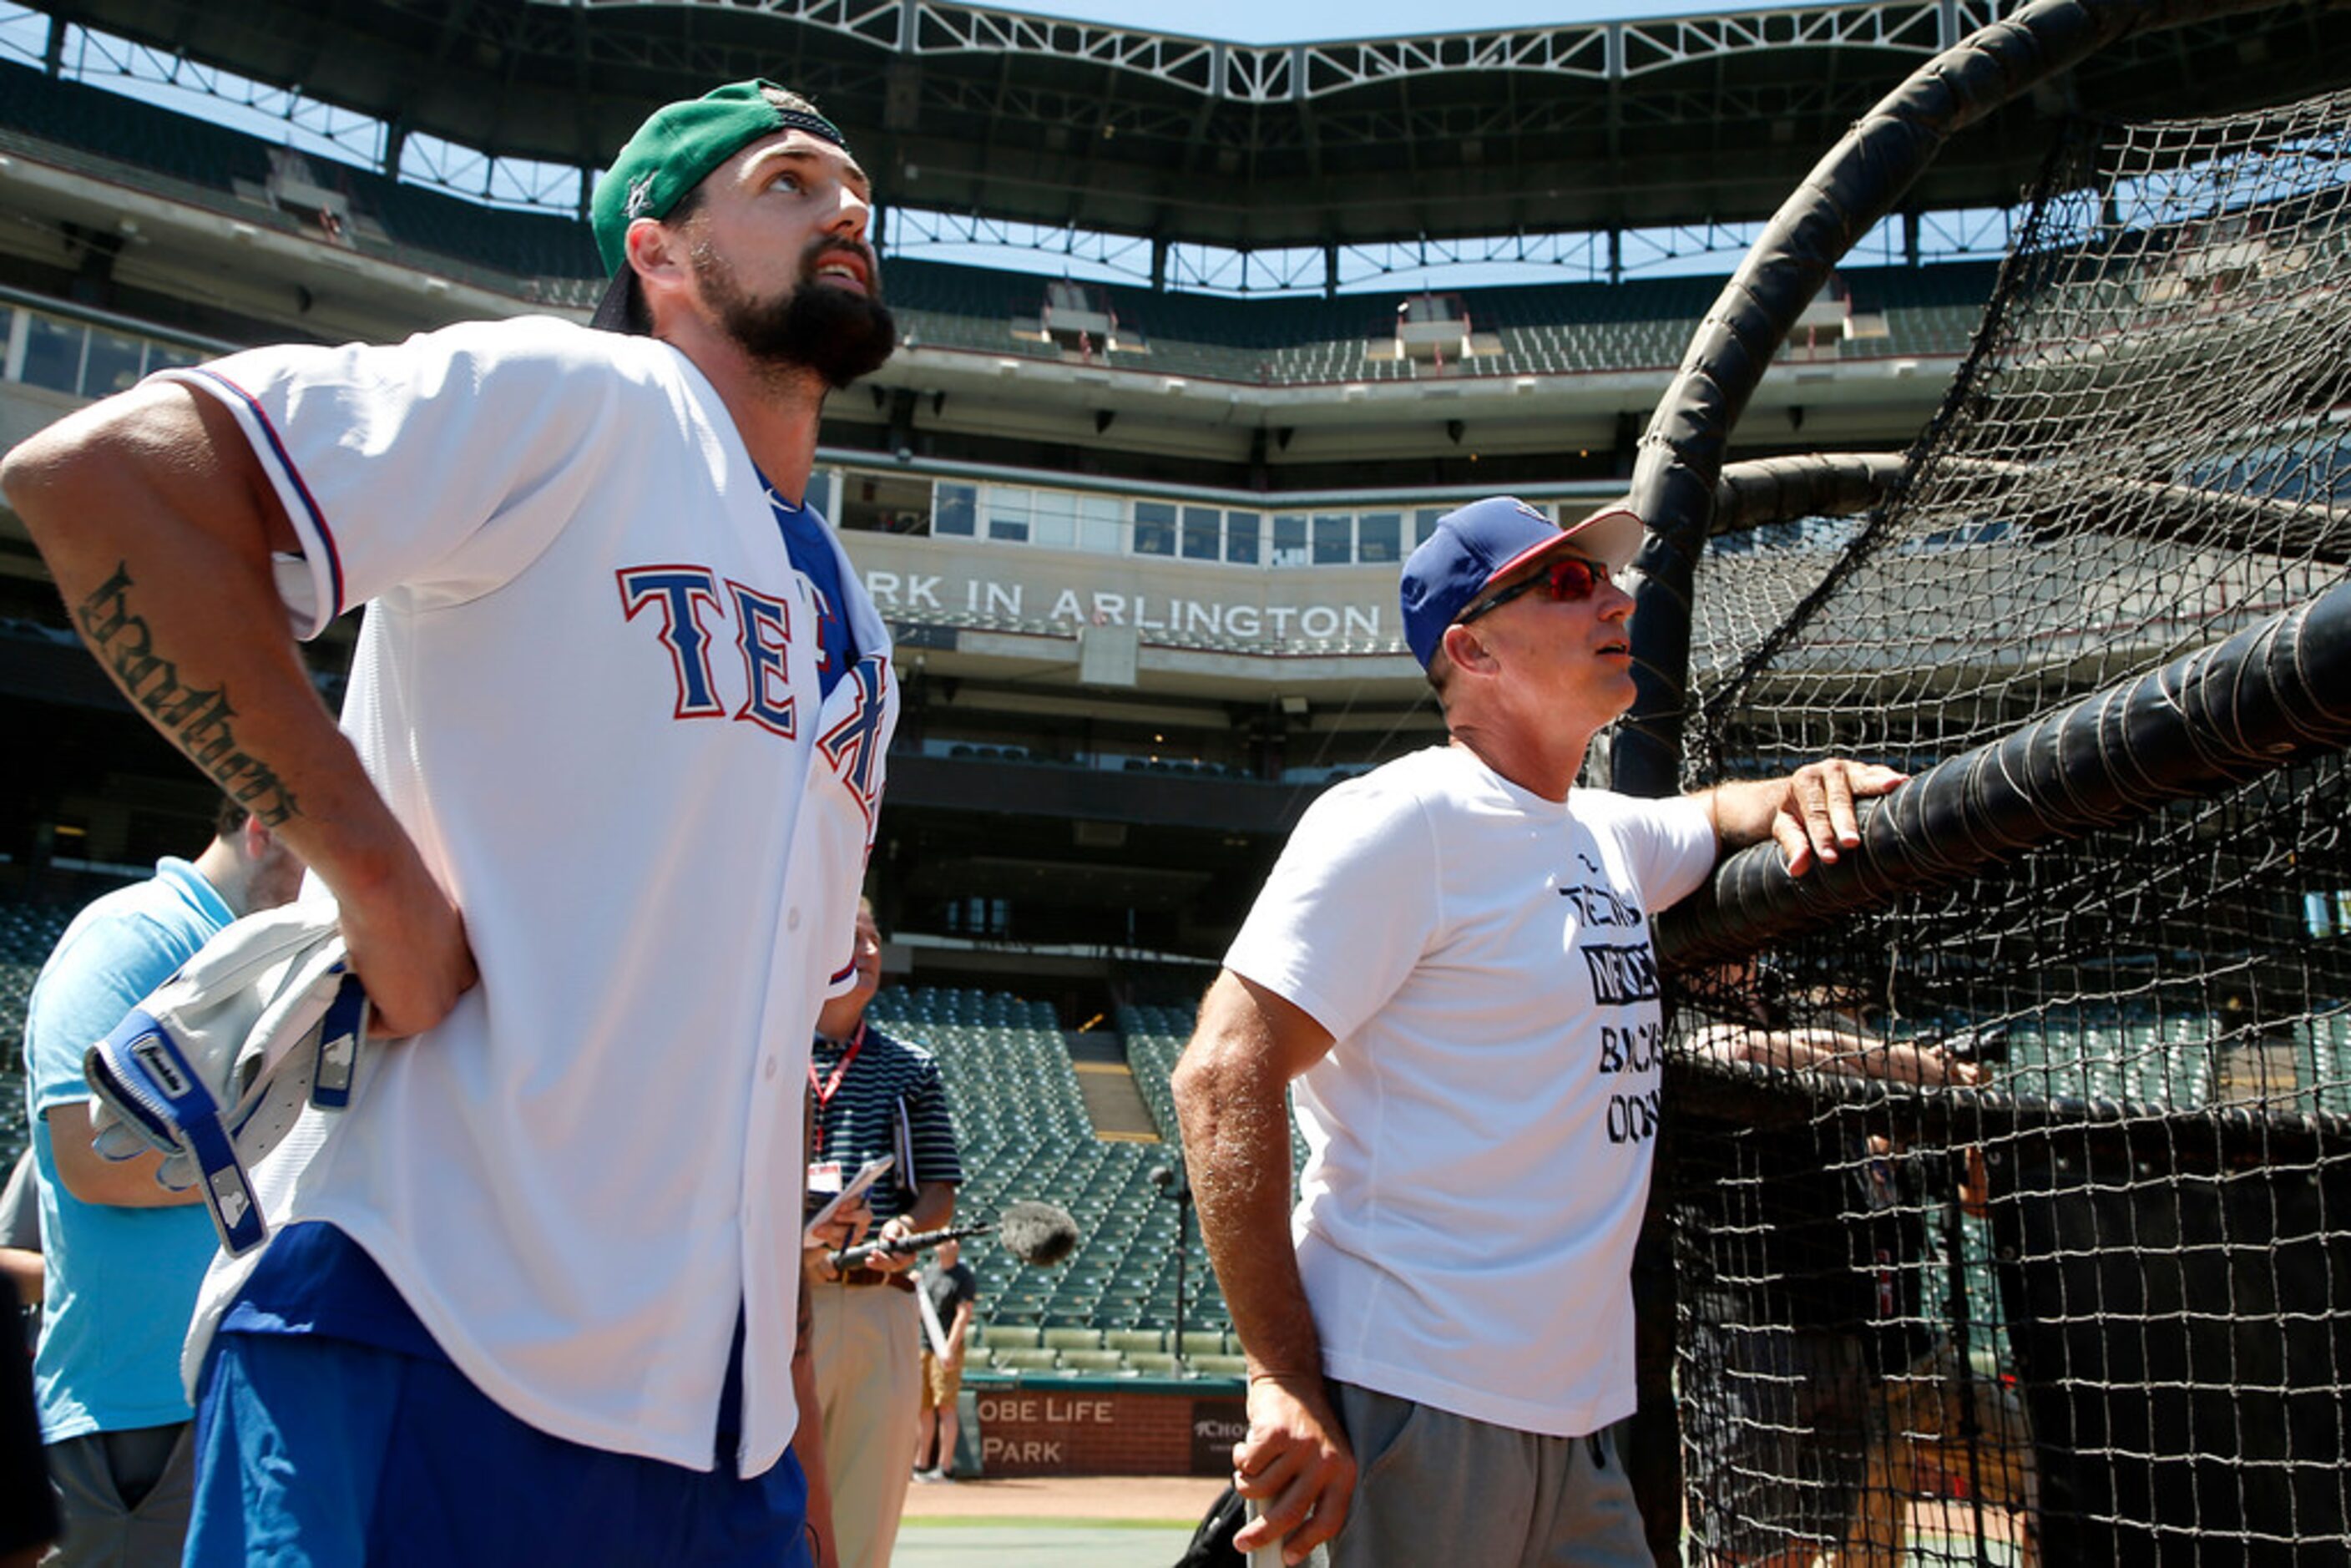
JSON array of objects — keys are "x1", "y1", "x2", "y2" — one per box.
[
  {"x1": 1105, "y1": 1328, "x2": 1166, "y2": 1356},
  {"x1": 852, "y1": 987, "x2": 1257, "y2": 1348},
  {"x1": 979, "y1": 1323, "x2": 1041, "y2": 1351},
  {"x1": 990, "y1": 1290, "x2": 1049, "y2": 1325}
]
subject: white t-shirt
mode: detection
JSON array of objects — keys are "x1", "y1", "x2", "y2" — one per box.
[
  {"x1": 1224, "y1": 744, "x2": 1713, "y2": 1438},
  {"x1": 160, "y1": 316, "x2": 896, "y2": 1475}
]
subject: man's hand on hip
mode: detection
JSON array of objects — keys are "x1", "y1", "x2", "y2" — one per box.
[
  {"x1": 335, "y1": 867, "x2": 478, "y2": 1039},
  {"x1": 1232, "y1": 1370, "x2": 1356, "y2": 1565}
]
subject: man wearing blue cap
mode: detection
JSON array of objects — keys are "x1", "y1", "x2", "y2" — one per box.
[
  {"x1": 1174, "y1": 497, "x2": 1906, "y2": 1567},
  {"x1": 3, "y1": 80, "x2": 899, "y2": 1567}
]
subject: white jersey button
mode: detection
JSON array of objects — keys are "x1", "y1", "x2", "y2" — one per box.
[
  {"x1": 763, "y1": 1056, "x2": 779, "y2": 1081},
  {"x1": 786, "y1": 907, "x2": 802, "y2": 932}
]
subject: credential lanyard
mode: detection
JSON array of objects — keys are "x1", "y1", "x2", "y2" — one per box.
[{"x1": 808, "y1": 1022, "x2": 867, "y2": 1157}]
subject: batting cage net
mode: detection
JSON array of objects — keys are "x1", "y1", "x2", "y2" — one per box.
[{"x1": 1663, "y1": 84, "x2": 2351, "y2": 1565}]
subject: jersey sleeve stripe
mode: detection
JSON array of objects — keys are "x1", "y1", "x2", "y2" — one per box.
[{"x1": 179, "y1": 367, "x2": 348, "y2": 625}]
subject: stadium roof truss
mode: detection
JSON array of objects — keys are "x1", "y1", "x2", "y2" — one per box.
[
  {"x1": 25, "y1": 0, "x2": 2351, "y2": 253},
  {"x1": 559, "y1": 0, "x2": 1990, "y2": 100}
]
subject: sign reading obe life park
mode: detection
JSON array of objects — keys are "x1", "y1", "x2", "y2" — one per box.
[
  {"x1": 848, "y1": 534, "x2": 1398, "y2": 650},
  {"x1": 968, "y1": 1384, "x2": 1251, "y2": 1476}
]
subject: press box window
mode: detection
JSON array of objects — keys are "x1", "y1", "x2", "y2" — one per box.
[
  {"x1": 988, "y1": 487, "x2": 1032, "y2": 543},
  {"x1": 1181, "y1": 507, "x2": 1221, "y2": 561},
  {"x1": 1312, "y1": 514, "x2": 1352, "y2": 565},
  {"x1": 1134, "y1": 501, "x2": 1177, "y2": 557},
  {"x1": 933, "y1": 482, "x2": 978, "y2": 537},
  {"x1": 1226, "y1": 512, "x2": 1261, "y2": 565},
  {"x1": 1031, "y1": 489, "x2": 1079, "y2": 550},
  {"x1": 20, "y1": 314, "x2": 86, "y2": 396},
  {"x1": 1077, "y1": 495, "x2": 1123, "y2": 554},
  {"x1": 1272, "y1": 515, "x2": 1309, "y2": 566}
]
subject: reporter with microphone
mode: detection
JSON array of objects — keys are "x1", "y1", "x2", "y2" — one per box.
[{"x1": 801, "y1": 903, "x2": 963, "y2": 1568}]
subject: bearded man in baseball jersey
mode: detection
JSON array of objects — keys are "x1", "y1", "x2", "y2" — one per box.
[
  {"x1": 3, "y1": 81, "x2": 897, "y2": 1568},
  {"x1": 1172, "y1": 497, "x2": 1907, "y2": 1568}
]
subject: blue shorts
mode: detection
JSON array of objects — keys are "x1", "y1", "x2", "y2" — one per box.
[{"x1": 185, "y1": 1332, "x2": 812, "y2": 1568}]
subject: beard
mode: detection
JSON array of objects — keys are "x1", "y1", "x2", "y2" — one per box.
[{"x1": 695, "y1": 239, "x2": 897, "y2": 390}]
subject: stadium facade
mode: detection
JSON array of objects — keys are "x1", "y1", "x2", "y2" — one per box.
[
  {"x1": 0, "y1": 0, "x2": 2341, "y2": 984},
  {"x1": 11, "y1": 0, "x2": 2351, "y2": 1538}
]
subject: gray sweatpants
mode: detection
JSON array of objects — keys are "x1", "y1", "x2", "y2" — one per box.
[
  {"x1": 44, "y1": 1422, "x2": 195, "y2": 1568},
  {"x1": 1322, "y1": 1383, "x2": 1650, "y2": 1568}
]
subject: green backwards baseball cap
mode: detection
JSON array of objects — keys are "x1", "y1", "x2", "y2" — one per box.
[{"x1": 588, "y1": 80, "x2": 853, "y2": 332}]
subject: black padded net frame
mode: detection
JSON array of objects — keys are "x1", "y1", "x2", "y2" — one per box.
[{"x1": 1657, "y1": 83, "x2": 2351, "y2": 1566}]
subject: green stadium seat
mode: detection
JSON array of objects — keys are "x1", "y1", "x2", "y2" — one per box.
[{"x1": 990, "y1": 1290, "x2": 1049, "y2": 1324}]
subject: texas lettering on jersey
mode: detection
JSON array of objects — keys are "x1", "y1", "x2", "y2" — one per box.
[
  {"x1": 817, "y1": 653, "x2": 891, "y2": 831},
  {"x1": 615, "y1": 564, "x2": 805, "y2": 736}
]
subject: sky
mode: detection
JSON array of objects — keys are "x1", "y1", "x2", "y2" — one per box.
[{"x1": 978, "y1": 0, "x2": 1786, "y2": 44}]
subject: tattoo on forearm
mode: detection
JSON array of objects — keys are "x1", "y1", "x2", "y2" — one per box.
[{"x1": 76, "y1": 564, "x2": 302, "y2": 826}]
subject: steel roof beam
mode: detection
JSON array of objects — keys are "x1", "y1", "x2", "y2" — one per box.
[{"x1": 553, "y1": 0, "x2": 1959, "y2": 100}]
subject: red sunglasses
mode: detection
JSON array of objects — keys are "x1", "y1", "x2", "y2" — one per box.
[{"x1": 1454, "y1": 554, "x2": 1613, "y2": 626}]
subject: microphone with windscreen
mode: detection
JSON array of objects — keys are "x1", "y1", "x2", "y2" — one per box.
[{"x1": 827, "y1": 1198, "x2": 1079, "y2": 1272}]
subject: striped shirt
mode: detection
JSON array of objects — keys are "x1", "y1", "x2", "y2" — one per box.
[{"x1": 807, "y1": 1021, "x2": 963, "y2": 1225}]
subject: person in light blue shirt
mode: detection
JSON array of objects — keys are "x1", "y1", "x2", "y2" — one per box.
[{"x1": 25, "y1": 797, "x2": 302, "y2": 1568}]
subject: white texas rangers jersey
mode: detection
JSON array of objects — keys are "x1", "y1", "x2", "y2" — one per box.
[{"x1": 161, "y1": 316, "x2": 896, "y2": 1476}]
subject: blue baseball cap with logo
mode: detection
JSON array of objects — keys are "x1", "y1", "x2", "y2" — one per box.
[{"x1": 1399, "y1": 498, "x2": 1645, "y2": 668}]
